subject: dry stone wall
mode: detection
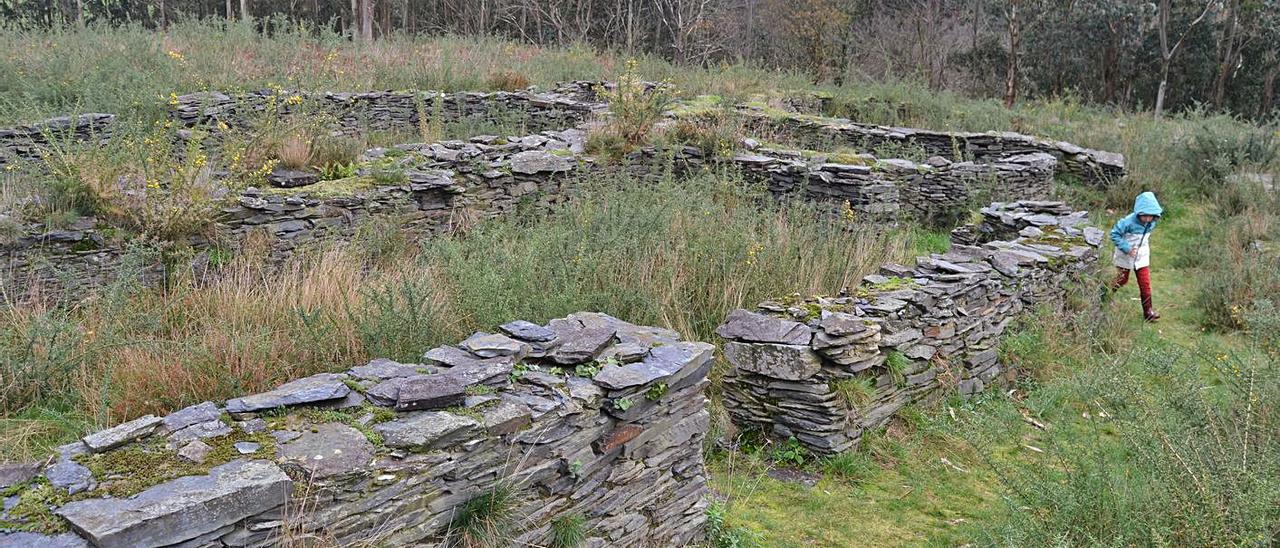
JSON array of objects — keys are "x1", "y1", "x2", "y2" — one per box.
[
  {"x1": 169, "y1": 81, "x2": 607, "y2": 138},
  {"x1": 0, "y1": 114, "x2": 115, "y2": 169},
  {"x1": 3, "y1": 126, "x2": 1060, "y2": 298},
  {"x1": 0, "y1": 312, "x2": 713, "y2": 547},
  {"x1": 715, "y1": 201, "x2": 1104, "y2": 454},
  {"x1": 739, "y1": 108, "x2": 1125, "y2": 187}
]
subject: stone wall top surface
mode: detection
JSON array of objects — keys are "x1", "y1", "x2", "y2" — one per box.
[{"x1": 0, "y1": 312, "x2": 713, "y2": 547}]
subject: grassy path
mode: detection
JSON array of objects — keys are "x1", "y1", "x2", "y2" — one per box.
[{"x1": 711, "y1": 202, "x2": 1239, "y2": 546}]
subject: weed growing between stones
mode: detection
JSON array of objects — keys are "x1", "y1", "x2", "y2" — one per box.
[
  {"x1": 548, "y1": 513, "x2": 588, "y2": 548},
  {"x1": 585, "y1": 59, "x2": 673, "y2": 160},
  {"x1": 446, "y1": 482, "x2": 522, "y2": 548},
  {"x1": 831, "y1": 376, "x2": 877, "y2": 410},
  {"x1": 885, "y1": 351, "x2": 908, "y2": 387},
  {"x1": 767, "y1": 437, "x2": 809, "y2": 467}
]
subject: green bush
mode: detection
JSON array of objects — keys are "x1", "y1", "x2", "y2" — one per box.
[
  {"x1": 978, "y1": 343, "x2": 1280, "y2": 546},
  {"x1": 1175, "y1": 116, "x2": 1278, "y2": 193}
]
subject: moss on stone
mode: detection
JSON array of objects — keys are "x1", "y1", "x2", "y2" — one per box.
[
  {"x1": 71, "y1": 430, "x2": 278, "y2": 500},
  {"x1": 342, "y1": 378, "x2": 367, "y2": 394},
  {"x1": 667, "y1": 95, "x2": 726, "y2": 118},
  {"x1": 868, "y1": 276, "x2": 919, "y2": 292},
  {"x1": 284, "y1": 404, "x2": 398, "y2": 448},
  {"x1": 0, "y1": 478, "x2": 69, "y2": 534},
  {"x1": 259, "y1": 175, "x2": 379, "y2": 199}
]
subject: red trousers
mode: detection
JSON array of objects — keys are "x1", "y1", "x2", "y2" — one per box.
[{"x1": 1111, "y1": 267, "x2": 1154, "y2": 316}]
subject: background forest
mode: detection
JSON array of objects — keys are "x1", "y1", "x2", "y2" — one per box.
[{"x1": 2, "y1": 0, "x2": 1279, "y2": 119}]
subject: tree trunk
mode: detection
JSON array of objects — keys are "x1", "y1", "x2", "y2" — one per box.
[
  {"x1": 1261, "y1": 64, "x2": 1279, "y2": 118},
  {"x1": 1211, "y1": 0, "x2": 1240, "y2": 109},
  {"x1": 1155, "y1": 59, "x2": 1171, "y2": 118},
  {"x1": 360, "y1": 0, "x2": 374, "y2": 42},
  {"x1": 240, "y1": 0, "x2": 249, "y2": 21},
  {"x1": 1003, "y1": 1, "x2": 1020, "y2": 108},
  {"x1": 351, "y1": 0, "x2": 359, "y2": 39},
  {"x1": 226, "y1": 0, "x2": 233, "y2": 21}
]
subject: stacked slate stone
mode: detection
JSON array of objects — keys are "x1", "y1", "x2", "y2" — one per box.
[
  {"x1": 217, "y1": 128, "x2": 588, "y2": 263},
  {"x1": 737, "y1": 107, "x2": 1125, "y2": 187},
  {"x1": 950, "y1": 200, "x2": 1098, "y2": 246},
  {"x1": 0, "y1": 312, "x2": 712, "y2": 548},
  {"x1": 716, "y1": 201, "x2": 1102, "y2": 455},
  {"x1": 1, "y1": 128, "x2": 1068, "y2": 299},
  {"x1": 0, "y1": 218, "x2": 168, "y2": 299},
  {"x1": 0, "y1": 113, "x2": 115, "y2": 169},
  {"x1": 169, "y1": 81, "x2": 607, "y2": 139}
]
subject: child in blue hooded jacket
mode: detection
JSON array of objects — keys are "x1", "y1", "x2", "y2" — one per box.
[{"x1": 1109, "y1": 191, "x2": 1163, "y2": 321}]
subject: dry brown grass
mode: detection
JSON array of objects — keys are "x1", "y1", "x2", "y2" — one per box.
[{"x1": 276, "y1": 132, "x2": 314, "y2": 170}]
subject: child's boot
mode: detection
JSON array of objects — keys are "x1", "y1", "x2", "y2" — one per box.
[{"x1": 1136, "y1": 267, "x2": 1159, "y2": 322}]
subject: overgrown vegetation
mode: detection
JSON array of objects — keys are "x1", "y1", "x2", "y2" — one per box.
[
  {"x1": 2, "y1": 21, "x2": 1279, "y2": 548},
  {"x1": 0, "y1": 171, "x2": 910, "y2": 459}
]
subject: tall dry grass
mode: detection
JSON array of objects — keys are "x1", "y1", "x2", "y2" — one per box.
[{"x1": 0, "y1": 170, "x2": 912, "y2": 459}]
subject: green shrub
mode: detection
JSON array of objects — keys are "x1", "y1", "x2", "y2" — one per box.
[
  {"x1": 310, "y1": 134, "x2": 365, "y2": 174},
  {"x1": 665, "y1": 114, "x2": 742, "y2": 158},
  {"x1": 706, "y1": 500, "x2": 761, "y2": 548},
  {"x1": 1175, "y1": 116, "x2": 1278, "y2": 193},
  {"x1": 978, "y1": 343, "x2": 1280, "y2": 546},
  {"x1": 585, "y1": 59, "x2": 673, "y2": 160},
  {"x1": 347, "y1": 277, "x2": 451, "y2": 363},
  {"x1": 768, "y1": 436, "x2": 809, "y2": 467}
]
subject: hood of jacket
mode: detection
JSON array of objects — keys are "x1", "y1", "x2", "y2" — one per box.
[{"x1": 1133, "y1": 191, "x2": 1163, "y2": 217}]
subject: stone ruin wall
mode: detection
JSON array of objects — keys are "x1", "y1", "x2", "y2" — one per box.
[
  {"x1": 0, "y1": 85, "x2": 1129, "y2": 546},
  {"x1": 1, "y1": 124, "x2": 1061, "y2": 298},
  {"x1": 737, "y1": 109, "x2": 1125, "y2": 187},
  {"x1": 714, "y1": 201, "x2": 1104, "y2": 454},
  {"x1": 168, "y1": 81, "x2": 608, "y2": 140},
  {"x1": 0, "y1": 312, "x2": 712, "y2": 547},
  {"x1": 0, "y1": 114, "x2": 115, "y2": 169}
]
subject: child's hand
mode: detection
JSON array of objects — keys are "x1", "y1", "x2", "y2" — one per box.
[{"x1": 1128, "y1": 248, "x2": 1139, "y2": 259}]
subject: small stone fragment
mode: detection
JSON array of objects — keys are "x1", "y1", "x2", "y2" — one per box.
[{"x1": 177, "y1": 440, "x2": 212, "y2": 464}]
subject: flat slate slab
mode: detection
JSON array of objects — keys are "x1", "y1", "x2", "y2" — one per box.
[
  {"x1": 162, "y1": 402, "x2": 221, "y2": 432},
  {"x1": 374, "y1": 411, "x2": 479, "y2": 451},
  {"x1": 224, "y1": 373, "x2": 351, "y2": 413},
  {"x1": 715, "y1": 309, "x2": 813, "y2": 345},
  {"x1": 0, "y1": 462, "x2": 41, "y2": 490},
  {"x1": 56, "y1": 459, "x2": 292, "y2": 548},
  {"x1": 278, "y1": 423, "x2": 375, "y2": 479},
  {"x1": 549, "y1": 327, "x2": 616, "y2": 364},
  {"x1": 722, "y1": 342, "x2": 822, "y2": 381},
  {"x1": 82, "y1": 415, "x2": 163, "y2": 453},
  {"x1": 498, "y1": 320, "x2": 557, "y2": 342},
  {"x1": 394, "y1": 375, "x2": 466, "y2": 411},
  {"x1": 0, "y1": 532, "x2": 89, "y2": 548},
  {"x1": 348, "y1": 358, "x2": 430, "y2": 381},
  {"x1": 593, "y1": 342, "x2": 714, "y2": 390}
]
